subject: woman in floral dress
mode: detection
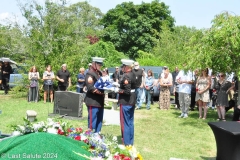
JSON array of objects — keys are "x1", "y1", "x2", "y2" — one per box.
[
  {"x1": 214, "y1": 73, "x2": 234, "y2": 121},
  {"x1": 159, "y1": 69, "x2": 172, "y2": 110},
  {"x1": 195, "y1": 68, "x2": 211, "y2": 119}
]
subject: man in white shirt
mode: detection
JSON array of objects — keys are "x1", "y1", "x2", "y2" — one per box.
[{"x1": 176, "y1": 70, "x2": 194, "y2": 118}]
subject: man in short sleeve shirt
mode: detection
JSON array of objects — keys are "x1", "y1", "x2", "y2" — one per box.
[
  {"x1": 176, "y1": 69, "x2": 194, "y2": 118},
  {"x1": 56, "y1": 64, "x2": 71, "y2": 91},
  {"x1": 132, "y1": 62, "x2": 144, "y2": 109}
]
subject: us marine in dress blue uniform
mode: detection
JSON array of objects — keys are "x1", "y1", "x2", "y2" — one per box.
[
  {"x1": 118, "y1": 59, "x2": 136, "y2": 146},
  {"x1": 84, "y1": 57, "x2": 105, "y2": 133}
]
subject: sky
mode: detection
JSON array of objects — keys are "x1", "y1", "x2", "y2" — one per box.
[{"x1": 0, "y1": 0, "x2": 240, "y2": 29}]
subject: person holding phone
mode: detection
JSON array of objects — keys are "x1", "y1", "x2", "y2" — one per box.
[
  {"x1": 28, "y1": 66, "x2": 40, "y2": 102},
  {"x1": 43, "y1": 65, "x2": 55, "y2": 103}
]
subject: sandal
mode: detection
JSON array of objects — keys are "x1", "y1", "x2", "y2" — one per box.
[
  {"x1": 217, "y1": 118, "x2": 221, "y2": 121},
  {"x1": 222, "y1": 119, "x2": 226, "y2": 121}
]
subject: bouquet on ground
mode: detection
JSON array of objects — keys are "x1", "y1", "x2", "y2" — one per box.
[{"x1": 11, "y1": 118, "x2": 142, "y2": 160}]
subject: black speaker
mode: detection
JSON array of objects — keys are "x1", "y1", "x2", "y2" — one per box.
[{"x1": 53, "y1": 91, "x2": 84, "y2": 118}]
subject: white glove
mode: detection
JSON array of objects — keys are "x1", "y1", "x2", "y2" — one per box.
[
  {"x1": 112, "y1": 82, "x2": 120, "y2": 87},
  {"x1": 114, "y1": 87, "x2": 119, "y2": 93}
]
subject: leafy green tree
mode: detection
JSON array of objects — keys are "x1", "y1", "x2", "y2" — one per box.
[
  {"x1": 0, "y1": 25, "x2": 28, "y2": 61},
  {"x1": 86, "y1": 41, "x2": 127, "y2": 68},
  {"x1": 188, "y1": 11, "x2": 240, "y2": 74},
  {"x1": 151, "y1": 25, "x2": 200, "y2": 71},
  {"x1": 18, "y1": 1, "x2": 104, "y2": 84},
  {"x1": 135, "y1": 50, "x2": 165, "y2": 67},
  {"x1": 100, "y1": 0, "x2": 174, "y2": 59}
]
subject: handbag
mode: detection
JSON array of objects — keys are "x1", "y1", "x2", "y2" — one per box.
[
  {"x1": 150, "y1": 88, "x2": 154, "y2": 94},
  {"x1": 30, "y1": 80, "x2": 37, "y2": 88}
]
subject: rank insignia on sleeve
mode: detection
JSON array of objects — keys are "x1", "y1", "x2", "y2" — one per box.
[
  {"x1": 88, "y1": 77, "x2": 93, "y2": 83},
  {"x1": 124, "y1": 79, "x2": 128, "y2": 84}
]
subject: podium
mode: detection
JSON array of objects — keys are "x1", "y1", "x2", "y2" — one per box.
[
  {"x1": 208, "y1": 122, "x2": 240, "y2": 160},
  {"x1": 53, "y1": 91, "x2": 84, "y2": 118}
]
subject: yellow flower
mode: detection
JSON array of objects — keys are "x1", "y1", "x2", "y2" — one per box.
[
  {"x1": 137, "y1": 153, "x2": 143, "y2": 160},
  {"x1": 126, "y1": 145, "x2": 132, "y2": 150}
]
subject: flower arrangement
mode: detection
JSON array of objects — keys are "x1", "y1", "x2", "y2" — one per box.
[{"x1": 11, "y1": 118, "x2": 142, "y2": 160}]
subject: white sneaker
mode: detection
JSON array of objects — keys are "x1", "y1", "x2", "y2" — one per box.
[
  {"x1": 179, "y1": 113, "x2": 184, "y2": 118},
  {"x1": 183, "y1": 113, "x2": 188, "y2": 118}
]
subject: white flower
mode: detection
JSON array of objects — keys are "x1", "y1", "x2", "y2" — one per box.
[
  {"x1": 12, "y1": 131, "x2": 21, "y2": 136},
  {"x1": 53, "y1": 123, "x2": 61, "y2": 128},
  {"x1": 80, "y1": 134, "x2": 87, "y2": 141},
  {"x1": 128, "y1": 146, "x2": 138, "y2": 158},
  {"x1": 112, "y1": 136, "x2": 117, "y2": 141},
  {"x1": 118, "y1": 144, "x2": 126, "y2": 150},
  {"x1": 33, "y1": 123, "x2": 41, "y2": 131},
  {"x1": 47, "y1": 128, "x2": 57, "y2": 134},
  {"x1": 18, "y1": 125, "x2": 25, "y2": 132},
  {"x1": 105, "y1": 151, "x2": 110, "y2": 157},
  {"x1": 106, "y1": 156, "x2": 113, "y2": 160}
]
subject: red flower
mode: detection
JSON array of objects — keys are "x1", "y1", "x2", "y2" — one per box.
[
  {"x1": 119, "y1": 154, "x2": 125, "y2": 159},
  {"x1": 113, "y1": 155, "x2": 120, "y2": 160},
  {"x1": 67, "y1": 128, "x2": 72, "y2": 133},
  {"x1": 57, "y1": 129, "x2": 64, "y2": 135},
  {"x1": 84, "y1": 139, "x2": 88, "y2": 144},
  {"x1": 76, "y1": 128, "x2": 83, "y2": 133},
  {"x1": 74, "y1": 136, "x2": 81, "y2": 141},
  {"x1": 123, "y1": 157, "x2": 131, "y2": 160}
]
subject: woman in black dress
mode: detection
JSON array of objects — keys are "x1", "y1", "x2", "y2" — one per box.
[{"x1": 214, "y1": 73, "x2": 234, "y2": 121}]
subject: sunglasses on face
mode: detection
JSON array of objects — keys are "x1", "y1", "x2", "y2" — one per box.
[
  {"x1": 218, "y1": 75, "x2": 224, "y2": 77},
  {"x1": 96, "y1": 62, "x2": 103, "y2": 66}
]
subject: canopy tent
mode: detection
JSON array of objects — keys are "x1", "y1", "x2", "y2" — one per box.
[{"x1": 0, "y1": 57, "x2": 17, "y2": 64}]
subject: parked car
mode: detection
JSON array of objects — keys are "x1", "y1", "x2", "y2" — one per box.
[
  {"x1": 9, "y1": 64, "x2": 28, "y2": 88},
  {"x1": 107, "y1": 66, "x2": 163, "y2": 100},
  {"x1": 0, "y1": 57, "x2": 28, "y2": 89}
]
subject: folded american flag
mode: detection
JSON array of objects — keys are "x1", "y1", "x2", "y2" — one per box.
[{"x1": 94, "y1": 77, "x2": 119, "y2": 93}]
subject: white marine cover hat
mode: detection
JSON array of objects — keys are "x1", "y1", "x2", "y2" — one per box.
[
  {"x1": 92, "y1": 57, "x2": 105, "y2": 63},
  {"x1": 121, "y1": 59, "x2": 134, "y2": 66}
]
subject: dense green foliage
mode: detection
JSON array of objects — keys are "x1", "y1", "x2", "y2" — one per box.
[
  {"x1": 100, "y1": 0, "x2": 175, "y2": 59},
  {"x1": 1, "y1": 1, "x2": 240, "y2": 85},
  {"x1": 185, "y1": 12, "x2": 240, "y2": 73}
]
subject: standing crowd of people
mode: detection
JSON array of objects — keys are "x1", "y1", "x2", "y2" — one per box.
[
  {"x1": 27, "y1": 64, "x2": 71, "y2": 103},
  {"x1": 1, "y1": 58, "x2": 240, "y2": 147},
  {"x1": 171, "y1": 67, "x2": 238, "y2": 121}
]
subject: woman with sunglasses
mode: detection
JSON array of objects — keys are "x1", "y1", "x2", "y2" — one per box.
[
  {"x1": 214, "y1": 73, "x2": 234, "y2": 121},
  {"x1": 195, "y1": 68, "x2": 211, "y2": 119}
]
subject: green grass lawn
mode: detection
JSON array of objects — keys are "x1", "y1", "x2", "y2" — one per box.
[{"x1": 0, "y1": 91, "x2": 234, "y2": 160}]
